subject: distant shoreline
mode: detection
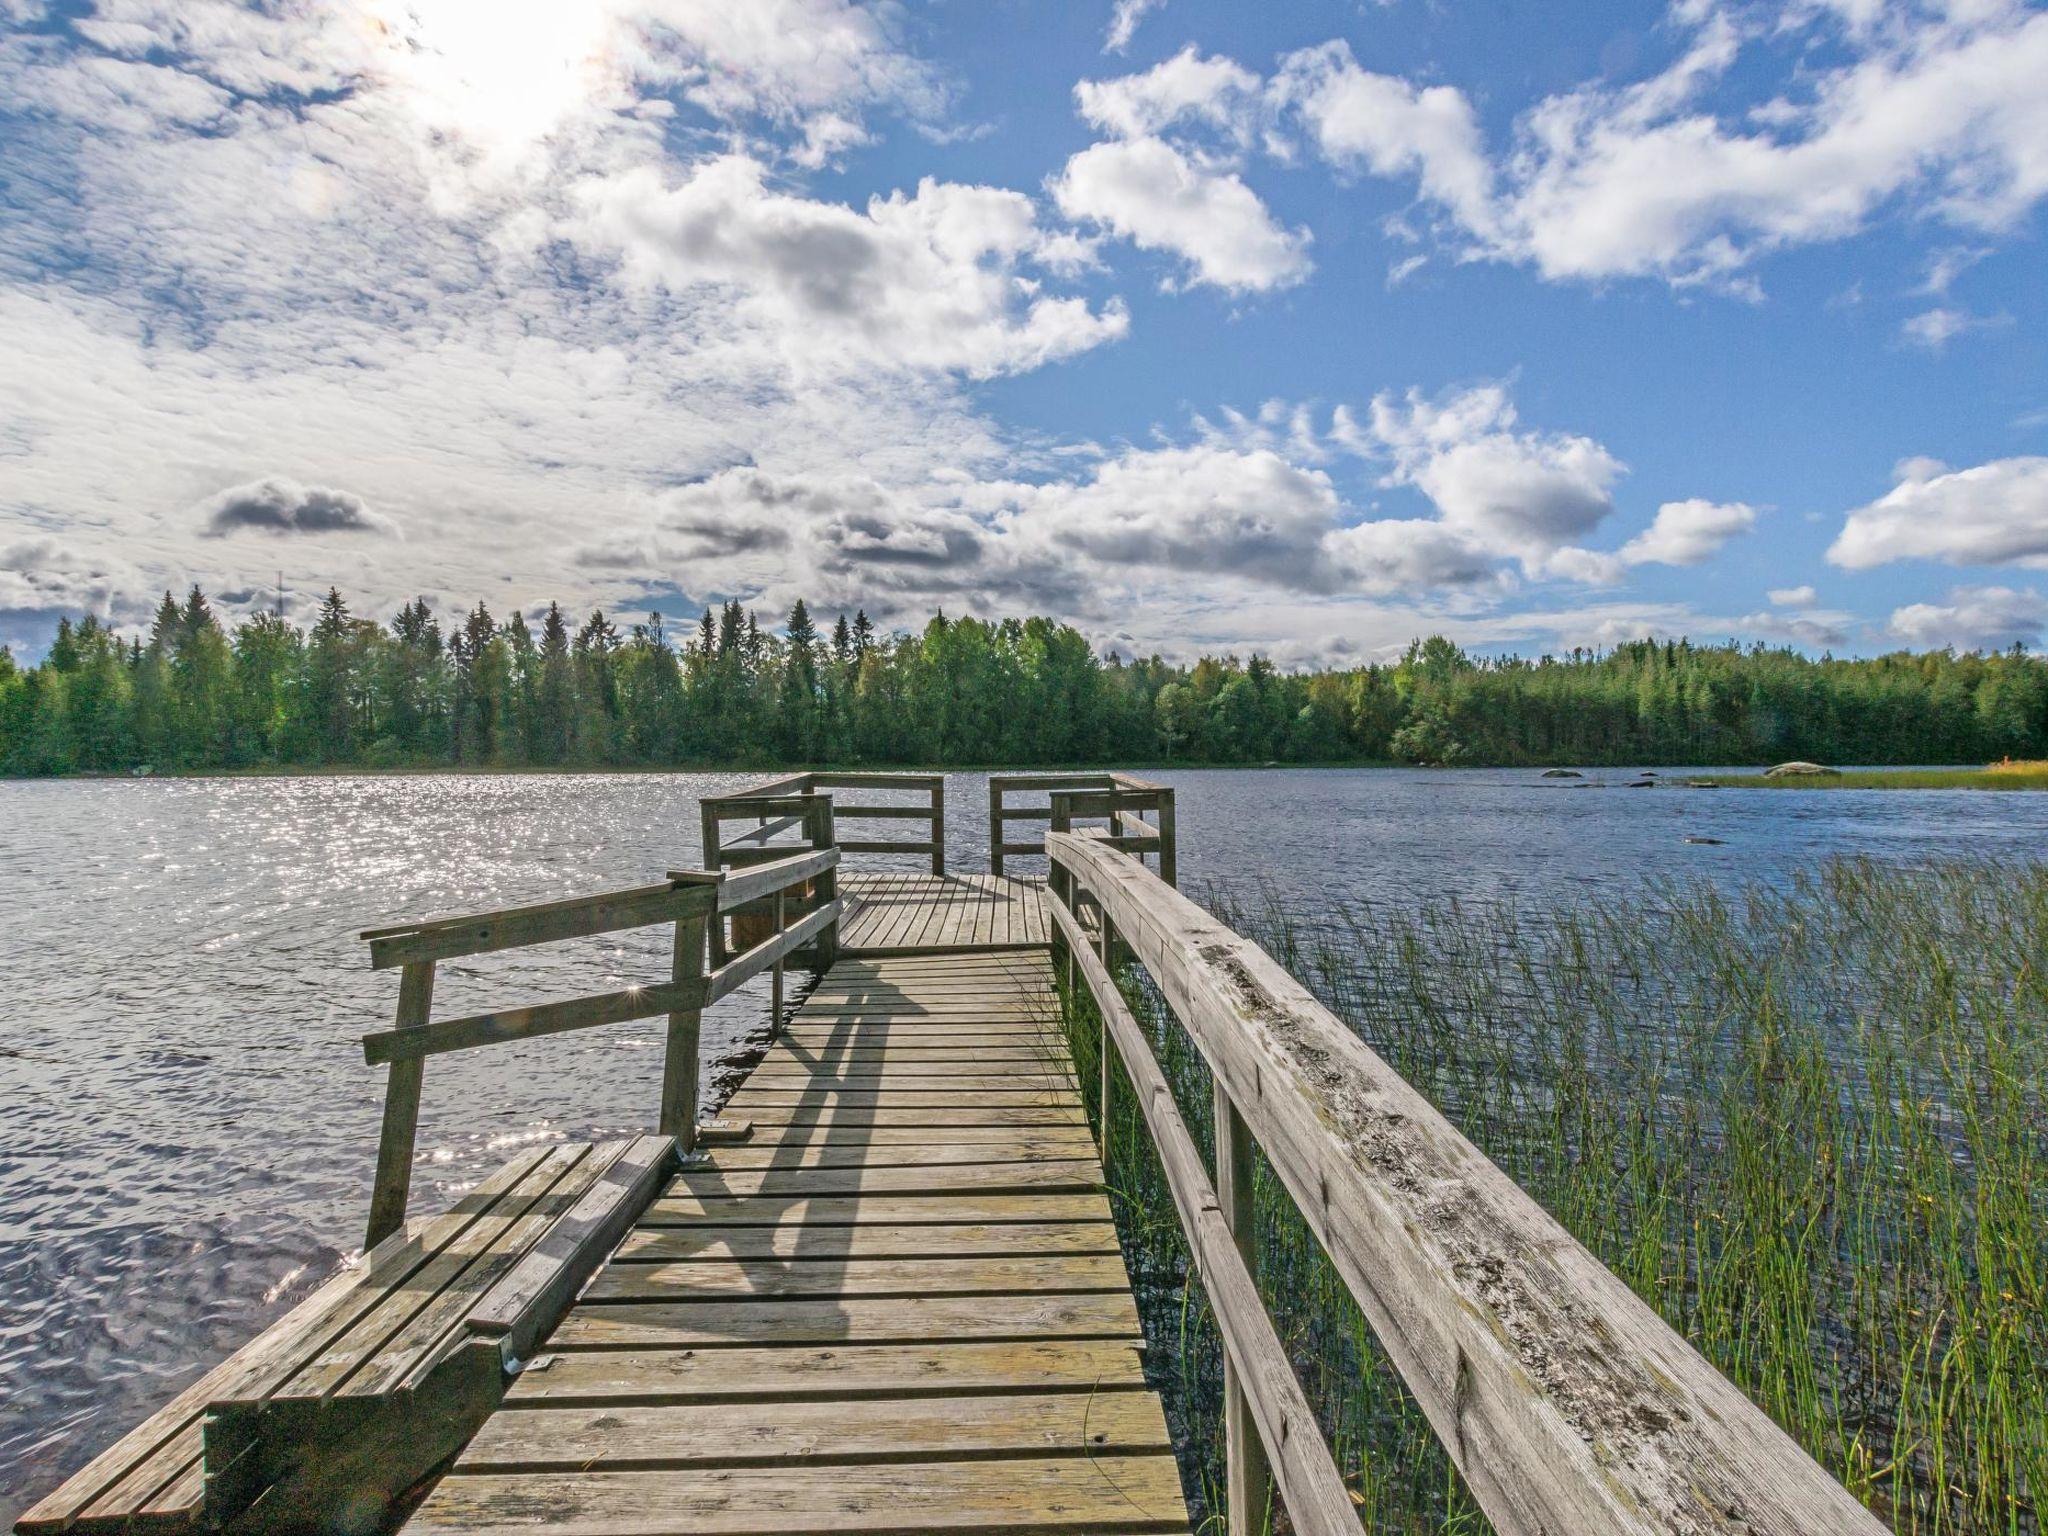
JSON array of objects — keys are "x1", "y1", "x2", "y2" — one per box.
[{"x1": 7, "y1": 758, "x2": 2031, "y2": 784}]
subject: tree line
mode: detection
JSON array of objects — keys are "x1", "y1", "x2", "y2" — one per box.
[{"x1": 2, "y1": 586, "x2": 2044, "y2": 775}]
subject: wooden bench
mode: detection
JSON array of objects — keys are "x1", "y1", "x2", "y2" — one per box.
[{"x1": 16, "y1": 1137, "x2": 673, "y2": 1536}]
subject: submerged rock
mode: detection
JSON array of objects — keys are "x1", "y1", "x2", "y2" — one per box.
[
  {"x1": 1684, "y1": 835, "x2": 1726, "y2": 845},
  {"x1": 1541, "y1": 768, "x2": 1583, "y2": 778}
]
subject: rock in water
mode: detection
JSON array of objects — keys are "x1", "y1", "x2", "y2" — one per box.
[
  {"x1": 1764, "y1": 761, "x2": 1840, "y2": 778},
  {"x1": 1684, "y1": 835, "x2": 1726, "y2": 845},
  {"x1": 1541, "y1": 768, "x2": 1584, "y2": 778}
]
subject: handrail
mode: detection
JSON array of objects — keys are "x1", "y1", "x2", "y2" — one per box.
[
  {"x1": 990, "y1": 772, "x2": 1174, "y2": 882},
  {"x1": 357, "y1": 848, "x2": 838, "y2": 1249},
  {"x1": 703, "y1": 772, "x2": 945, "y2": 877},
  {"x1": 1046, "y1": 890, "x2": 1356, "y2": 1536},
  {"x1": 1045, "y1": 828, "x2": 1885, "y2": 1536}
]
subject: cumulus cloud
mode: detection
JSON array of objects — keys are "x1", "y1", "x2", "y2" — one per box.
[
  {"x1": 571, "y1": 156, "x2": 1128, "y2": 378},
  {"x1": 1769, "y1": 584, "x2": 1817, "y2": 606},
  {"x1": 1829, "y1": 456, "x2": 2048, "y2": 569},
  {"x1": 1888, "y1": 585, "x2": 2045, "y2": 650},
  {"x1": 1270, "y1": 40, "x2": 1497, "y2": 237},
  {"x1": 1050, "y1": 135, "x2": 1311, "y2": 293},
  {"x1": 1267, "y1": 2, "x2": 2048, "y2": 288},
  {"x1": 1056, "y1": 49, "x2": 1308, "y2": 293},
  {"x1": 197, "y1": 477, "x2": 396, "y2": 537},
  {"x1": 1076, "y1": 46, "x2": 1261, "y2": 140},
  {"x1": 1543, "y1": 499, "x2": 1757, "y2": 583},
  {"x1": 1346, "y1": 384, "x2": 1625, "y2": 567}
]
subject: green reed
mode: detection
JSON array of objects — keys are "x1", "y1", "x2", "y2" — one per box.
[{"x1": 1058, "y1": 857, "x2": 2046, "y2": 1534}]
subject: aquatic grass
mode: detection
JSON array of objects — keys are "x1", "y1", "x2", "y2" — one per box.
[
  {"x1": 1060, "y1": 856, "x2": 2047, "y2": 1534},
  {"x1": 1694, "y1": 764, "x2": 2048, "y2": 790}
]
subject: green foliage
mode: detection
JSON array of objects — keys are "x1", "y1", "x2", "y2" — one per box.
[
  {"x1": 1069, "y1": 860, "x2": 2047, "y2": 1533},
  {"x1": 2, "y1": 590, "x2": 2045, "y2": 773}
]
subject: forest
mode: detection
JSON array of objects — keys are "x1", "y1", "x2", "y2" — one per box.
[{"x1": 2, "y1": 585, "x2": 2044, "y2": 774}]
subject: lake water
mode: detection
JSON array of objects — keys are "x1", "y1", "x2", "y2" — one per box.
[{"x1": 4, "y1": 766, "x2": 2046, "y2": 1519}]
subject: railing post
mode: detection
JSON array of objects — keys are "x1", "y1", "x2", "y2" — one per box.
[
  {"x1": 770, "y1": 888, "x2": 786, "y2": 1031},
  {"x1": 365, "y1": 958, "x2": 435, "y2": 1250},
  {"x1": 1216, "y1": 1081, "x2": 1271, "y2": 1532},
  {"x1": 700, "y1": 800, "x2": 727, "y2": 965},
  {"x1": 930, "y1": 777, "x2": 946, "y2": 877},
  {"x1": 808, "y1": 794, "x2": 839, "y2": 965},
  {"x1": 1157, "y1": 787, "x2": 1178, "y2": 887},
  {"x1": 988, "y1": 779, "x2": 1004, "y2": 877},
  {"x1": 660, "y1": 907, "x2": 708, "y2": 1149}
]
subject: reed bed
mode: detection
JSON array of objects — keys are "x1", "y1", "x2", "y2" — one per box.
[
  {"x1": 1059, "y1": 856, "x2": 2046, "y2": 1534},
  {"x1": 1695, "y1": 761, "x2": 2048, "y2": 790}
]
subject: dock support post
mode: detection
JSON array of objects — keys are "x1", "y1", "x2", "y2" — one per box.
[
  {"x1": 1156, "y1": 789, "x2": 1177, "y2": 887},
  {"x1": 1216, "y1": 1081, "x2": 1272, "y2": 1533},
  {"x1": 365, "y1": 959, "x2": 435, "y2": 1250},
  {"x1": 988, "y1": 780, "x2": 1003, "y2": 877},
  {"x1": 660, "y1": 910, "x2": 708, "y2": 1149},
  {"x1": 930, "y1": 777, "x2": 946, "y2": 877}
]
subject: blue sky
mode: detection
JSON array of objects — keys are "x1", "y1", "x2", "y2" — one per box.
[{"x1": 2, "y1": 0, "x2": 2045, "y2": 664}]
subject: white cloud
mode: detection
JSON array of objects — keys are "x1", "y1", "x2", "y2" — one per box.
[
  {"x1": 1888, "y1": 585, "x2": 2045, "y2": 650},
  {"x1": 569, "y1": 156, "x2": 1128, "y2": 378},
  {"x1": 1050, "y1": 136, "x2": 1311, "y2": 292},
  {"x1": 1769, "y1": 584, "x2": 1817, "y2": 605},
  {"x1": 1272, "y1": 3, "x2": 2048, "y2": 288},
  {"x1": 1103, "y1": 0, "x2": 1165, "y2": 56},
  {"x1": 1348, "y1": 384, "x2": 1625, "y2": 567},
  {"x1": 1076, "y1": 46, "x2": 1260, "y2": 141},
  {"x1": 1617, "y1": 497, "x2": 1757, "y2": 565},
  {"x1": 1270, "y1": 40, "x2": 1497, "y2": 237},
  {"x1": 1830, "y1": 456, "x2": 2048, "y2": 569},
  {"x1": 1900, "y1": 305, "x2": 2011, "y2": 349}
]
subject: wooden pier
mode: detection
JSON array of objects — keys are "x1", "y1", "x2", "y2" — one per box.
[{"x1": 21, "y1": 771, "x2": 1889, "y2": 1536}]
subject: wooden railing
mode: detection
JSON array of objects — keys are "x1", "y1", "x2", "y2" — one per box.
[
  {"x1": 1045, "y1": 827, "x2": 1886, "y2": 1536},
  {"x1": 355, "y1": 846, "x2": 838, "y2": 1248},
  {"x1": 703, "y1": 773, "x2": 943, "y2": 872},
  {"x1": 988, "y1": 772, "x2": 1175, "y2": 882}
]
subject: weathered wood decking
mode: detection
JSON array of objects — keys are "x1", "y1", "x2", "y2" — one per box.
[
  {"x1": 837, "y1": 871, "x2": 1052, "y2": 954},
  {"x1": 402, "y1": 946, "x2": 1192, "y2": 1536}
]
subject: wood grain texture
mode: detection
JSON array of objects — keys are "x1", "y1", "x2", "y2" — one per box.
[{"x1": 1049, "y1": 827, "x2": 1886, "y2": 1536}]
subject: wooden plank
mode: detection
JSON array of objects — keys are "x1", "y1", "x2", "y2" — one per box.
[
  {"x1": 723, "y1": 1074, "x2": 1076, "y2": 1094},
  {"x1": 364, "y1": 881, "x2": 714, "y2": 970},
  {"x1": 284, "y1": 1146, "x2": 597, "y2": 1401},
  {"x1": 703, "y1": 898, "x2": 841, "y2": 1004},
  {"x1": 711, "y1": 1124, "x2": 1096, "y2": 1148},
  {"x1": 14, "y1": 1149, "x2": 552, "y2": 1534},
  {"x1": 1048, "y1": 830, "x2": 1887, "y2": 1536},
  {"x1": 466, "y1": 1136, "x2": 675, "y2": 1357},
  {"x1": 662, "y1": 1161, "x2": 1100, "y2": 1199},
  {"x1": 583, "y1": 1252, "x2": 1133, "y2": 1302},
  {"x1": 614, "y1": 1222, "x2": 1122, "y2": 1263},
  {"x1": 720, "y1": 1106, "x2": 1089, "y2": 1131},
  {"x1": 642, "y1": 1191, "x2": 1111, "y2": 1226},
  {"x1": 710, "y1": 849, "x2": 838, "y2": 911},
  {"x1": 456, "y1": 1392, "x2": 1170, "y2": 1472},
  {"x1": 406, "y1": 1456, "x2": 1186, "y2": 1535},
  {"x1": 363, "y1": 979, "x2": 709, "y2": 1066},
  {"x1": 696, "y1": 1139, "x2": 1093, "y2": 1172},
  {"x1": 546, "y1": 1291, "x2": 1144, "y2": 1350},
  {"x1": 505, "y1": 1338, "x2": 1151, "y2": 1405}
]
